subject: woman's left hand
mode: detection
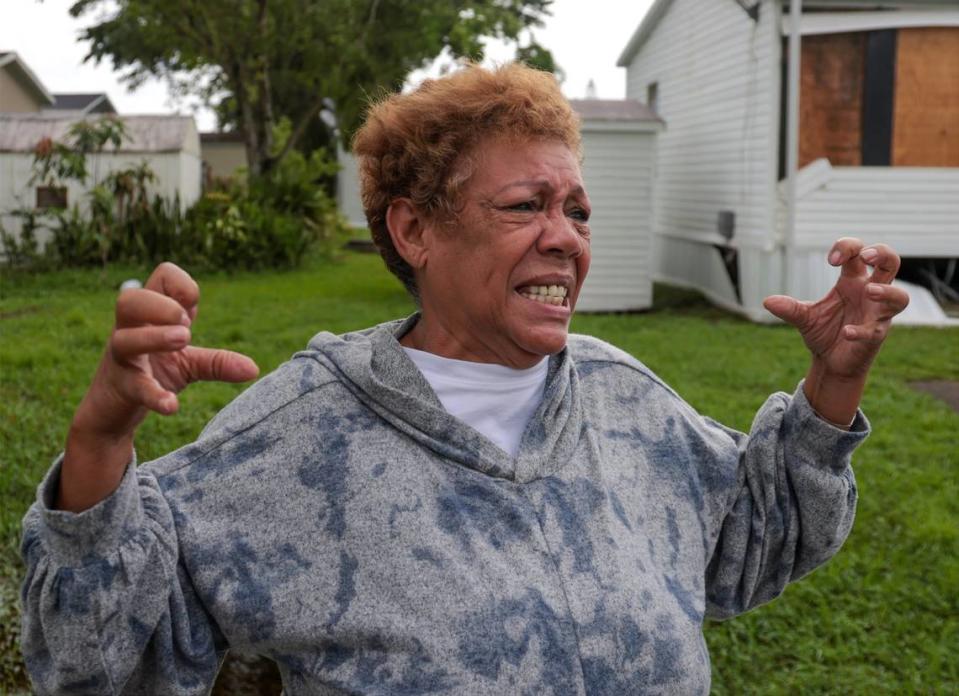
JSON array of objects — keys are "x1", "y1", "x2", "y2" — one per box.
[{"x1": 763, "y1": 238, "x2": 910, "y2": 380}]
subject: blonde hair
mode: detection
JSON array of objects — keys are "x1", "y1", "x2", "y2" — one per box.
[{"x1": 352, "y1": 63, "x2": 581, "y2": 298}]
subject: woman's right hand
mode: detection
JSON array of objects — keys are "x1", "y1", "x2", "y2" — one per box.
[{"x1": 59, "y1": 262, "x2": 259, "y2": 512}]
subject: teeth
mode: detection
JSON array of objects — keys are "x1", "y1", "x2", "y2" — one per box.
[
  {"x1": 521, "y1": 285, "x2": 567, "y2": 298},
  {"x1": 520, "y1": 292, "x2": 565, "y2": 306}
]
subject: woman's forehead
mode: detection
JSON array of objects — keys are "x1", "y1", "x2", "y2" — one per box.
[{"x1": 468, "y1": 139, "x2": 584, "y2": 193}]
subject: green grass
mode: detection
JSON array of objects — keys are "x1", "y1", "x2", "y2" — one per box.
[{"x1": 2, "y1": 254, "x2": 957, "y2": 693}]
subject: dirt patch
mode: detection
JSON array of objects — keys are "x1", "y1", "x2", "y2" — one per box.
[{"x1": 909, "y1": 380, "x2": 959, "y2": 413}]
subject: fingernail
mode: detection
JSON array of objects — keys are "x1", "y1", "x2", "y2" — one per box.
[
  {"x1": 180, "y1": 312, "x2": 191, "y2": 326},
  {"x1": 829, "y1": 250, "x2": 842, "y2": 265},
  {"x1": 160, "y1": 395, "x2": 177, "y2": 413},
  {"x1": 166, "y1": 326, "x2": 189, "y2": 343},
  {"x1": 867, "y1": 283, "x2": 883, "y2": 296},
  {"x1": 860, "y1": 248, "x2": 878, "y2": 262}
]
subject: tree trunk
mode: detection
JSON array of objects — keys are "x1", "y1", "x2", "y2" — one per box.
[
  {"x1": 233, "y1": 63, "x2": 263, "y2": 177},
  {"x1": 254, "y1": 0, "x2": 276, "y2": 175}
]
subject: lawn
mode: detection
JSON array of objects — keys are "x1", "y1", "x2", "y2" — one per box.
[{"x1": 1, "y1": 251, "x2": 957, "y2": 693}]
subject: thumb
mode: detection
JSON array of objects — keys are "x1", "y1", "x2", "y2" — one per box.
[
  {"x1": 183, "y1": 346, "x2": 260, "y2": 383},
  {"x1": 763, "y1": 294, "x2": 808, "y2": 328}
]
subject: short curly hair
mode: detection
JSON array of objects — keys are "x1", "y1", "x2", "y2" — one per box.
[{"x1": 352, "y1": 62, "x2": 581, "y2": 299}]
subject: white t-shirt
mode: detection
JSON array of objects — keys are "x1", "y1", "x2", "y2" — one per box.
[{"x1": 402, "y1": 347, "x2": 549, "y2": 458}]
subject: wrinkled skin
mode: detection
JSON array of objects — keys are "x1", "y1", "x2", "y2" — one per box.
[{"x1": 392, "y1": 138, "x2": 592, "y2": 368}]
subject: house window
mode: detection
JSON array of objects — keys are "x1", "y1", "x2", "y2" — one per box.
[
  {"x1": 36, "y1": 186, "x2": 67, "y2": 209},
  {"x1": 646, "y1": 82, "x2": 659, "y2": 114}
]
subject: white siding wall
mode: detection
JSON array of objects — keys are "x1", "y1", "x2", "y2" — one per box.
[
  {"x1": 777, "y1": 161, "x2": 959, "y2": 302},
  {"x1": 177, "y1": 151, "x2": 202, "y2": 210},
  {"x1": 337, "y1": 145, "x2": 367, "y2": 230},
  {"x1": 0, "y1": 151, "x2": 201, "y2": 243},
  {"x1": 625, "y1": 0, "x2": 783, "y2": 315},
  {"x1": 576, "y1": 127, "x2": 656, "y2": 312},
  {"x1": 786, "y1": 162, "x2": 959, "y2": 256},
  {"x1": 0, "y1": 152, "x2": 39, "y2": 225}
]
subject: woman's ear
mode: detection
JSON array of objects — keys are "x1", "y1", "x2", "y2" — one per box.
[{"x1": 386, "y1": 198, "x2": 430, "y2": 270}]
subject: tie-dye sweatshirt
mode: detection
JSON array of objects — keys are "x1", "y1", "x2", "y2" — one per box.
[{"x1": 21, "y1": 315, "x2": 867, "y2": 695}]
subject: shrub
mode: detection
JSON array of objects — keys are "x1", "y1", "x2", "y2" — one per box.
[
  {"x1": 173, "y1": 148, "x2": 349, "y2": 271},
  {"x1": 0, "y1": 211, "x2": 46, "y2": 270},
  {"x1": 1, "y1": 118, "x2": 350, "y2": 272}
]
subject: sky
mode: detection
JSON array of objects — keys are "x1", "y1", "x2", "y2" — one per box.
[{"x1": 0, "y1": 0, "x2": 654, "y2": 131}]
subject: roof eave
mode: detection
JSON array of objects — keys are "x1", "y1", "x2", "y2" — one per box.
[
  {"x1": 0, "y1": 52, "x2": 56, "y2": 106},
  {"x1": 617, "y1": 0, "x2": 675, "y2": 67}
]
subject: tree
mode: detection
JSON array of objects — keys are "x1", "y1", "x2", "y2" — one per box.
[{"x1": 70, "y1": 0, "x2": 558, "y2": 177}]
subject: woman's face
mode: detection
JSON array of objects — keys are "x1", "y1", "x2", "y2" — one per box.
[{"x1": 412, "y1": 137, "x2": 592, "y2": 368}]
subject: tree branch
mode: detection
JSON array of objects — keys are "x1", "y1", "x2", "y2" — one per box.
[{"x1": 273, "y1": 90, "x2": 330, "y2": 167}]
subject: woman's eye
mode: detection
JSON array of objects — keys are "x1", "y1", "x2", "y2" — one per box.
[
  {"x1": 567, "y1": 208, "x2": 590, "y2": 222},
  {"x1": 508, "y1": 201, "x2": 537, "y2": 212}
]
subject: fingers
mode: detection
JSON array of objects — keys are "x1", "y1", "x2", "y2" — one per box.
[
  {"x1": 842, "y1": 279, "x2": 908, "y2": 342},
  {"x1": 861, "y1": 243, "x2": 901, "y2": 285},
  {"x1": 127, "y1": 372, "x2": 180, "y2": 415},
  {"x1": 842, "y1": 320, "x2": 891, "y2": 345},
  {"x1": 183, "y1": 347, "x2": 260, "y2": 383},
  {"x1": 762, "y1": 294, "x2": 810, "y2": 328},
  {"x1": 829, "y1": 237, "x2": 868, "y2": 279},
  {"x1": 115, "y1": 288, "x2": 192, "y2": 329},
  {"x1": 865, "y1": 282, "x2": 910, "y2": 320},
  {"x1": 828, "y1": 238, "x2": 902, "y2": 285},
  {"x1": 110, "y1": 325, "x2": 191, "y2": 362},
  {"x1": 144, "y1": 262, "x2": 200, "y2": 319}
]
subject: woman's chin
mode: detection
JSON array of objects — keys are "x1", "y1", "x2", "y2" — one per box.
[{"x1": 513, "y1": 325, "x2": 570, "y2": 360}]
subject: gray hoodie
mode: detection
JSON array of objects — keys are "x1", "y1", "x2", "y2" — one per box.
[{"x1": 21, "y1": 316, "x2": 867, "y2": 694}]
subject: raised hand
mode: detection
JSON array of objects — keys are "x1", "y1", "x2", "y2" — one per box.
[
  {"x1": 762, "y1": 238, "x2": 909, "y2": 425},
  {"x1": 60, "y1": 263, "x2": 259, "y2": 512}
]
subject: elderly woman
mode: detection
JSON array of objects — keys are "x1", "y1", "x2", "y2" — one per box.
[{"x1": 22, "y1": 64, "x2": 908, "y2": 695}]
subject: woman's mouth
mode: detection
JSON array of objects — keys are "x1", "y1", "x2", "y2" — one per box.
[{"x1": 516, "y1": 285, "x2": 569, "y2": 307}]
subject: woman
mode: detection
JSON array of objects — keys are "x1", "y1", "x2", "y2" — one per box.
[{"x1": 22, "y1": 64, "x2": 908, "y2": 694}]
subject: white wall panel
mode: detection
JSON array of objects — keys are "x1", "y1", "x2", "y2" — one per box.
[
  {"x1": 1, "y1": 151, "x2": 200, "y2": 243},
  {"x1": 788, "y1": 165, "x2": 959, "y2": 256},
  {"x1": 337, "y1": 145, "x2": 367, "y2": 230},
  {"x1": 576, "y1": 128, "x2": 656, "y2": 312},
  {"x1": 625, "y1": 0, "x2": 783, "y2": 316}
]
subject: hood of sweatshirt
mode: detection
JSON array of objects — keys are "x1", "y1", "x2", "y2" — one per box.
[{"x1": 299, "y1": 314, "x2": 585, "y2": 484}]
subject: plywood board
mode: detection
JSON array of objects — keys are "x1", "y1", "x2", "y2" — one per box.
[
  {"x1": 799, "y1": 32, "x2": 865, "y2": 168},
  {"x1": 893, "y1": 27, "x2": 959, "y2": 167}
]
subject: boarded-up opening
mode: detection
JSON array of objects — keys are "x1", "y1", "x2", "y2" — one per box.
[
  {"x1": 799, "y1": 32, "x2": 864, "y2": 168},
  {"x1": 893, "y1": 27, "x2": 959, "y2": 167},
  {"x1": 794, "y1": 27, "x2": 959, "y2": 169},
  {"x1": 36, "y1": 186, "x2": 67, "y2": 209}
]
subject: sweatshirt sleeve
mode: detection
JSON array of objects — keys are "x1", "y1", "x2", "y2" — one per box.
[
  {"x1": 19, "y1": 454, "x2": 224, "y2": 695},
  {"x1": 702, "y1": 381, "x2": 868, "y2": 620}
]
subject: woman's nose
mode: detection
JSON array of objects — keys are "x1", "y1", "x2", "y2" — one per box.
[{"x1": 537, "y1": 210, "x2": 586, "y2": 258}]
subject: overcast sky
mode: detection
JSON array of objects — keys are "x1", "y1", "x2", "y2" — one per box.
[{"x1": 1, "y1": 0, "x2": 654, "y2": 131}]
